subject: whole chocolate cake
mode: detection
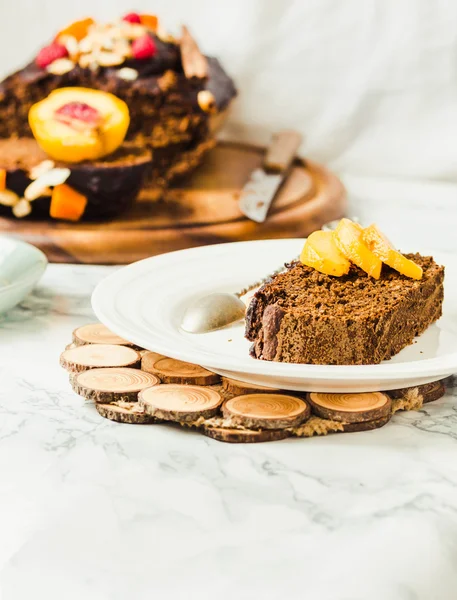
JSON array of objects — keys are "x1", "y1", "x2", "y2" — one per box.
[{"x1": 0, "y1": 14, "x2": 237, "y2": 187}]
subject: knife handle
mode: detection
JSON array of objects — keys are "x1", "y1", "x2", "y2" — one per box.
[{"x1": 264, "y1": 130, "x2": 303, "y2": 173}]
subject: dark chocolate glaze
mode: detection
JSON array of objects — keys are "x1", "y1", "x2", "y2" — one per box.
[{"x1": 3, "y1": 145, "x2": 152, "y2": 221}]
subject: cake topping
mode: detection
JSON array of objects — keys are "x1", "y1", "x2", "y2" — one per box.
[
  {"x1": 140, "y1": 14, "x2": 159, "y2": 32},
  {"x1": 29, "y1": 159, "x2": 55, "y2": 180},
  {"x1": 300, "y1": 230, "x2": 350, "y2": 277},
  {"x1": 122, "y1": 12, "x2": 142, "y2": 24},
  {"x1": 24, "y1": 167, "x2": 70, "y2": 200},
  {"x1": 131, "y1": 34, "x2": 157, "y2": 59},
  {"x1": 46, "y1": 58, "x2": 75, "y2": 75},
  {"x1": 28, "y1": 87, "x2": 130, "y2": 163},
  {"x1": 0, "y1": 189, "x2": 19, "y2": 207},
  {"x1": 362, "y1": 224, "x2": 423, "y2": 280},
  {"x1": 36, "y1": 15, "x2": 167, "y2": 72},
  {"x1": 56, "y1": 17, "x2": 95, "y2": 42},
  {"x1": 50, "y1": 184, "x2": 88, "y2": 221},
  {"x1": 35, "y1": 42, "x2": 69, "y2": 69},
  {"x1": 180, "y1": 25, "x2": 208, "y2": 79},
  {"x1": 333, "y1": 218, "x2": 382, "y2": 279},
  {"x1": 12, "y1": 198, "x2": 32, "y2": 218},
  {"x1": 117, "y1": 67, "x2": 139, "y2": 81},
  {"x1": 301, "y1": 219, "x2": 423, "y2": 280},
  {"x1": 197, "y1": 90, "x2": 217, "y2": 113}
]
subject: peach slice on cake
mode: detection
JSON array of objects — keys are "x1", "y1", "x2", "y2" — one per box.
[
  {"x1": 333, "y1": 218, "x2": 382, "y2": 279},
  {"x1": 362, "y1": 224, "x2": 423, "y2": 280},
  {"x1": 300, "y1": 230, "x2": 351, "y2": 277},
  {"x1": 29, "y1": 88, "x2": 130, "y2": 163}
]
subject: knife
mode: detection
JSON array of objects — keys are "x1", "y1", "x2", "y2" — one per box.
[{"x1": 238, "y1": 130, "x2": 303, "y2": 223}]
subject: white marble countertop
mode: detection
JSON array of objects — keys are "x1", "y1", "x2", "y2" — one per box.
[{"x1": 2, "y1": 195, "x2": 457, "y2": 600}]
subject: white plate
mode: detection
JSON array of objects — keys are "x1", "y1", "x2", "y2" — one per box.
[{"x1": 92, "y1": 240, "x2": 457, "y2": 393}]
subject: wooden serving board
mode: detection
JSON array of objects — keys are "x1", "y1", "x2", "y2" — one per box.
[{"x1": 0, "y1": 141, "x2": 346, "y2": 264}]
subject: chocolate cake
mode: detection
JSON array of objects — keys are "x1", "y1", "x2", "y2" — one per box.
[
  {"x1": 0, "y1": 138, "x2": 151, "y2": 220},
  {"x1": 245, "y1": 255, "x2": 444, "y2": 365},
  {"x1": 0, "y1": 15, "x2": 237, "y2": 187}
]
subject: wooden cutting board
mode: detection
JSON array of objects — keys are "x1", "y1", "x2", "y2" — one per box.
[{"x1": 0, "y1": 141, "x2": 346, "y2": 264}]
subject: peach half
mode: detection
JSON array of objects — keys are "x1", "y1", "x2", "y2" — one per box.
[{"x1": 29, "y1": 88, "x2": 130, "y2": 163}]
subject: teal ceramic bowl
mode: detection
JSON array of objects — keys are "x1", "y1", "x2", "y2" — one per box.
[{"x1": 0, "y1": 236, "x2": 48, "y2": 314}]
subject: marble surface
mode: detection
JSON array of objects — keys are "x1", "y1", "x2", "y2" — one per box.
[{"x1": 2, "y1": 227, "x2": 457, "y2": 599}]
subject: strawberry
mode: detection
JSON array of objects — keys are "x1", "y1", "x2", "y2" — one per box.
[
  {"x1": 131, "y1": 34, "x2": 157, "y2": 60},
  {"x1": 122, "y1": 12, "x2": 142, "y2": 24},
  {"x1": 36, "y1": 43, "x2": 69, "y2": 69}
]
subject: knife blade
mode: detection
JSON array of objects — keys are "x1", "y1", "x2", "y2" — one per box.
[{"x1": 238, "y1": 130, "x2": 303, "y2": 223}]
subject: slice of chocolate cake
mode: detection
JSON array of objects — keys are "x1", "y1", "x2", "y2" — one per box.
[
  {"x1": 0, "y1": 15, "x2": 237, "y2": 187},
  {"x1": 245, "y1": 256, "x2": 444, "y2": 365}
]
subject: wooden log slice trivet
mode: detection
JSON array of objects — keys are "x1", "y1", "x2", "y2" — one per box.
[
  {"x1": 142, "y1": 355, "x2": 220, "y2": 385},
  {"x1": 60, "y1": 344, "x2": 141, "y2": 373},
  {"x1": 221, "y1": 377, "x2": 279, "y2": 396},
  {"x1": 307, "y1": 392, "x2": 391, "y2": 423},
  {"x1": 72, "y1": 323, "x2": 132, "y2": 347},
  {"x1": 139, "y1": 384, "x2": 222, "y2": 422},
  {"x1": 202, "y1": 425, "x2": 290, "y2": 444},
  {"x1": 222, "y1": 394, "x2": 310, "y2": 430},
  {"x1": 292, "y1": 413, "x2": 391, "y2": 437},
  {"x1": 96, "y1": 401, "x2": 154, "y2": 424},
  {"x1": 389, "y1": 380, "x2": 446, "y2": 404},
  {"x1": 72, "y1": 368, "x2": 160, "y2": 403}
]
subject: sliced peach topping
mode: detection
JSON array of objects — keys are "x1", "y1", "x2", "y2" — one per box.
[
  {"x1": 300, "y1": 230, "x2": 351, "y2": 277},
  {"x1": 29, "y1": 88, "x2": 130, "y2": 163},
  {"x1": 362, "y1": 224, "x2": 423, "y2": 280},
  {"x1": 333, "y1": 218, "x2": 382, "y2": 279}
]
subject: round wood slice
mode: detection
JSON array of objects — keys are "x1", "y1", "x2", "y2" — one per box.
[
  {"x1": 340, "y1": 414, "x2": 391, "y2": 433},
  {"x1": 72, "y1": 323, "x2": 132, "y2": 346},
  {"x1": 72, "y1": 367, "x2": 160, "y2": 403},
  {"x1": 388, "y1": 380, "x2": 446, "y2": 404},
  {"x1": 143, "y1": 355, "x2": 220, "y2": 385},
  {"x1": 307, "y1": 392, "x2": 391, "y2": 423},
  {"x1": 141, "y1": 351, "x2": 168, "y2": 372},
  {"x1": 202, "y1": 425, "x2": 290, "y2": 444},
  {"x1": 60, "y1": 344, "x2": 141, "y2": 373},
  {"x1": 221, "y1": 377, "x2": 279, "y2": 396},
  {"x1": 96, "y1": 401, "x2": 154, "y2": 424},
  {"x1": 139, "y1": 384, "x2": 222, "y2": 422},
  {"x1": 222, "y1": 393, "x2": 310, "y2": 430}
]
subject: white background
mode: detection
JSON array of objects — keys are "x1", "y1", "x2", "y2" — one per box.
[{"x1": 1, "y1": 0, "x2": 457, "y2": 185}]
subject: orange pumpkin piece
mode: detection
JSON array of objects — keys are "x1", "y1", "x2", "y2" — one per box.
[
  {"x1": 0, "y1": 169, "x2": 6, "y2": 191},
  {"x1": 140, "y1": 14, "x2": 158, "y2": 31},
  {"x1": 57, "y1": 18, "x2": 95, "y2": 42},
  {"x1": 50, "y1": 184, "x2": 87, "y2": 221}
]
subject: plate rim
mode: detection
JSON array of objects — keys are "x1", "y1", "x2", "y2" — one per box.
[{"x1": 92, "y1": 239, "x2": 457, "y2": 383}]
